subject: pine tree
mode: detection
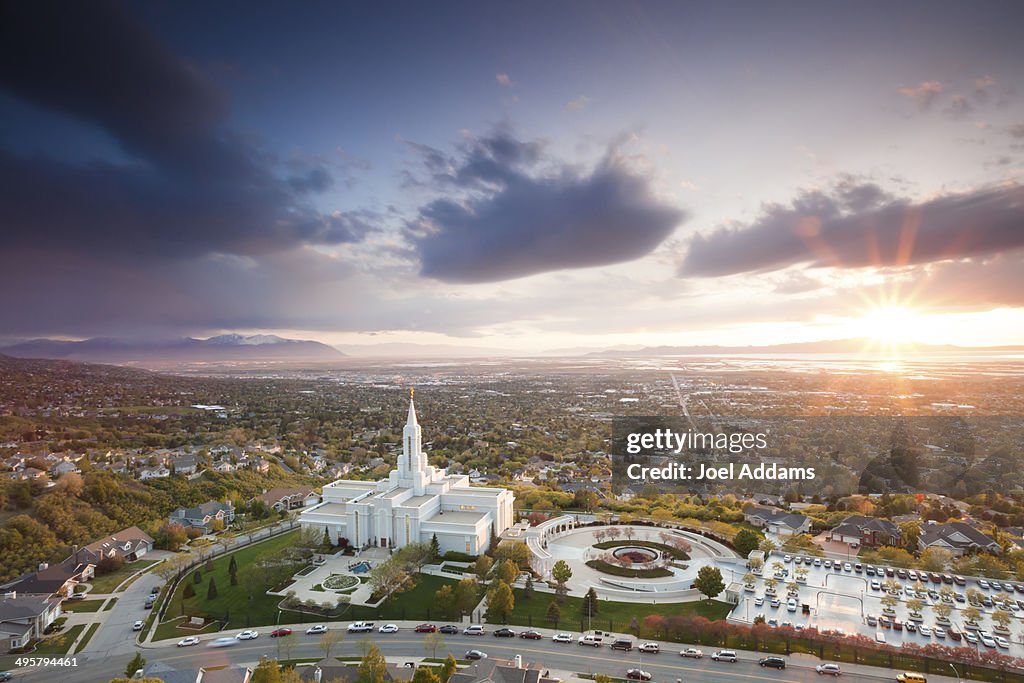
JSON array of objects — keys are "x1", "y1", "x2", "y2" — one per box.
[
  {"x1": 124, "y1": 652, "x2": 146, "y2": 678},
  {"x1": 524, "y1": 574, "x2": 534, "y2": 600},
  {"x1": 546, "y1": 600, "x2": 561, "y2": 626},
  {"x1": 183, "y1": 583, "x2": 195, "y2": 599},
  {"x1": 207, "y1": 576, "x2": 218, "y2": 600},
  {"x1": 582, "y1": 587, "x2": 599, "y2": 618},
  {"x1": 228, "y1": 555, "x2": 238, "y2": 576},
  {"x1": 193, "y1": 569, "x2": 202, "y2": 584},
  {"x1": 429, "y1": 533, "x2": 441, "y2": 561}
]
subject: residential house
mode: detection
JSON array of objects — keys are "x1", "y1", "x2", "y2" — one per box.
[
  {"x1": 15, "y1": 467, "x2": 47, "y2": 481},
  {"x1": 447, "y1": 657, "x2": 560, "y2": 683},
  {"x1": 919, "y1": 521, "x2": 1001, "y2": 556},
  {"x1": 75, "y1": 526, "x2": 155, "y2": 565},
  {"x1": 212, "y1": 461, "x2": 235, "y2": 473},
  {"x1": 170, "y1": 455, "x2": 200, "y2": 475},
  {"x1": 743, "y1": 506, "x2": 812, "y2": 537},
  {"x1": 49, "y1": 460, "x2": 79, "y2": 477},
  {"x1": 169, "y1": 501, "x2": 235, "y2": 532},
  {"x1": 828, "y1": 515, "x2": 902, "y2": 548},
  {"x1": 139, "y1": 661, "x2": 253, "y2": 683},
  {"x1": 138, "y1": 465, "x2": 170, "y2": 480},
  {"x1": 0, "y1": 558, "x2": 93, "y2": 599},
  {"x1": 257, "y1": 486, "x2": 321, "y2": 512},
  {"x1": 298, "y1": 660, "x2": 443, "y2": 683},
  {"x1": 0, "y1": 593, "x2": 62, "y2": 652}
]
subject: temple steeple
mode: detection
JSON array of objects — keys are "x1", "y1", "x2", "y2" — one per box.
[{"x1": 402, "y1": 388, "x2": 423, "y2": 476}]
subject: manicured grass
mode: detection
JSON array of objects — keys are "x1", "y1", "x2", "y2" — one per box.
[
  {"x1": 153, "y1": 616, "x2": 223, "y2": 642},
  {"x1": 74, "y1": 623, "x2": 100, "y2": 654},
  {"x1": 32, "y1": 624, "x2": 85, "y2": 655},
  {"x1": 340, "y1": 574, "x2": 460, "y2": 622},
  {"x1": 103, "y1": 597, "x2": 118, "y2": 611},
  {"x1": 156, "y1": 530, "x2": 300, "y2": 639},
  {"x1": 89, "y1": 558, "x2": 160, "y2": 593},
  {"x1": 506, "y1": 590, "x2": 732, "y2": 631},
  {"x1": 585, "y1": 560, "x2": 672, "y2": 578},
  {"x1": 63, "y1": 599, "x2": 105, "y2": 613}
]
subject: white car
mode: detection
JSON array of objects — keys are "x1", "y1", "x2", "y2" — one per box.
[
  {"x1": 639, "y1": 642, "x2": 659, "y2": 654},
  {"x1": 964, "y1": 632, "x2": 979, "y2": 644},
  {"x1": 816, "y1": 663, "x2": 842, "y2": 676},
  {"x1": 208, "y1": 637, "x2": 238, "y2": 648},
  {"x1": 552, "y1": 633, "x2": 573, "y2": 643},
  {"x1": 378, "y1": 624, "x2": 399, "y2": 633},
  {"x1": 177, "y1": 636, "x2": 200, "y2": 647},
  {"x1": 843, "y1": 563, "x2": 852, "y2": 572},
  {"x1": 347, "y1": 622, "x2": 374, "y2": 633},
  {"x1": 711, "y1": 650, "x2": 737, "y2": 662},
  {"x1": 236, "y1": 630, "x2": 259, "y2": 640},
  {"x1": 980, "y1": 633, "x2": 997, "y2": 648},
  {"x1": 783, "y1": 555, "x2": 792, "y2": 563},
  {"x1": 754, "y1": 596, "x2": 764, "y2": 606},
  {"x1": 934, "y1": 627, "x2": 946, "y2": 639},
  {"x1": 306, "y1": 625, "x2": 328, "y2": 635},
  {"x1": 918, "y1": 626, "x2": 933, "y2": 637},
  {"x1": 132, "y1": 620, "x2": 143, "y2": 631},
  {"x1": 996, "y1": 636, "x2": 1010, "y2": 649},
  {"x1": 680, "y1": 648, "x2": 703, "y2": 658}
]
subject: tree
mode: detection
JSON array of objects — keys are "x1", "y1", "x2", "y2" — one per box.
[
  {"x1": 786, "y1": 581, "x2": 799, "y2": 596},
  {"x1": 880, "y1": 595, "x2": 898, "y2": 612},
  {"x1": 582, "y1": 587, "x2": 599, "y2": 619},
  {"x1": 919, "y1": 546, "x2": 952, "y2": 572},
  {"x1": 748, "y1": 557, "x2": 764, "y2": 573},
  {"x1": 900, "y1": 521, "x2": 923, "y2": 551},
  {"x1": 228, "y1": 555, "x2": 238, "y2": 576},
  {"x1": 319, "y1": 630, "x2": 344, "y2": 660},
  {"x1": 693, "y1": 566, "x2": 725, "y2": 601},
  {"x1": 183, "y1": 583, "x2": 195, "y2": 599},
  {"x1": 434, "y1": 584, "x2": 455, "y2": 620},
  {"x1": 933, "y1": 602, "x2": 952, "y2": 621},
  {"x1": 454, "y1": 578, "x2": 479, "y2": 617},
  {"x1": 423, "y1": 631, "x2": 446, "y2": 659},
  {"x1": 493, "y1": 541, "x2": 533, "y2": 569},
  {"x1": 486, "y1": 581, "x2": 515, "y2": 622},
  {"x1": 573, "y1": 489, "x2": 599, "y2": 512},
  {"x1": 429, "y1": 534, "x2": 441, "y2": 561},
  {"x1": 758, "y1": 538, "x2": 777, "y2": 553},
  {"x1": 523, "y1": 574, "x2": 534, "y2": 600},
  {"x1": 992, "y1": 610, "x2": 1013, "y2": 631},
  {"x1": 252, "y1": 658, "x2": 284, "y2": 683},
  {"x1": 961, "y1": 606, "x2": 981, "y2": 624},
  {"x1": 193, "y1": 569, "x2": 203, "y2": 585},
  {"x1": 763, "y1": 578, "x2": 778, "y2": 594},
  {"x1": 207, "y1": 577, "x2": 218, "y2": 601},
  {"x1": 733, "y1": 529, "x2": 761, "y2": 558},
  {"x1": 474, "y1": 555, "x2": 494, "y2": 582},
  {"x1": 369, "y1": 556, "x2": 408, "y2": 599},
  {"x1": 906, "y1": 598, "x2": 924, "y2": 616},
  {"x1": 124, "y1": 652, "x2": 146, "y2": 678},
  {"x1": 496, "y1": 559, "x2": 518, "y2": 585},
  {"x1": 412, "y1": 668, "x2": 442, "y2": 683},
  {"x1": 551, "y1": 560, "x2": 572, "y2": 598},
  {"x1": 546, "y1": 599, "x2": 561, "y2": 626},
  {"x1": 441, "y1": 654, "x2": 458, "y2": 682},
  {"x1": 742, "y1": 572, "x2": 756, "y2": 587},
  {"x1": 357, "y1": 643, "x2": 389, "y2": 683}
]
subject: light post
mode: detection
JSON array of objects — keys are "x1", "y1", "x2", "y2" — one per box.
[{"x1": 948, "y1": 663, "x2": 961, "y2": 683}]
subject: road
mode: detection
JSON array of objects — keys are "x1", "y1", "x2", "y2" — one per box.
[{"x1": 10, "y1": 624, "x2": 957, "y2": 683}]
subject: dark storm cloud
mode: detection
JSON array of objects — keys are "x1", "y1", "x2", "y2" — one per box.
[
  {"x1": 0, "y1": 1, "x2": 364, "y2": 261},
  {"x1": 680, "y1": 181, "x2": 1024, "y2": 277},
  {"x1": 408, "y1": 131, "x2": 685, "y2": 283}
]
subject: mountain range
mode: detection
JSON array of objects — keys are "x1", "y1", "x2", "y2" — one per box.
[{"x1": 0, "y1": 334, "x2": 345, "y2": 365}]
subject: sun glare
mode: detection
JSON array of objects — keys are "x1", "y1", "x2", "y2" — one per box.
[{"x1": 857, "y1": 306, "x2": 923, "y2": 346}]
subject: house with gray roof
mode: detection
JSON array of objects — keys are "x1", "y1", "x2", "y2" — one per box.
[
  {"x1": 170, "y1": 500, "x2": 235, "y2": 532},
  {"x1": 0, "y1": 593, "x2": 62, "y2": 652},
  {"x1": 919, "y1": 521, "x2": 1000, "y2": 556},
  {"x1": 828, "y1": 515, "x2": 901, "y2": 548},
  {"x1": 743, "y1": 505, "x2": 811, "y2": 537}
]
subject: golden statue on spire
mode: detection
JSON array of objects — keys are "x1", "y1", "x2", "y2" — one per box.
[{"x1": 410, "y1": 387, "x2": 414, "y2": 399}]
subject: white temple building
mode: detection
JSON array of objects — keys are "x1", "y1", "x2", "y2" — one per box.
[{"x1": 299, "y1": 391, "x2": 515, "y2": 555}]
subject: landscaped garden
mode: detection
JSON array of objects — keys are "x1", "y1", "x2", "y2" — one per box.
[
  {"x1": 322, "y1": 574, "x2": 359, "y2": 591},
  {"x1": 506, "y1": 589, "x2": 731, "y2": 630}
]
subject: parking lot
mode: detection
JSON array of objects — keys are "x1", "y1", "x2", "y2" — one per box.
[{"x1": 727, "y1": 551, "x2": 1024, "y2": 656}]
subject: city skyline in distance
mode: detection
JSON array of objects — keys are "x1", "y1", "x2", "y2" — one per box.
[{"x1": 2, "y1": 2, "x2": 1023, "y2": 352}]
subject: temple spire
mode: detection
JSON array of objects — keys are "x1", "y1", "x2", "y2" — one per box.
[{"x1": 407, "y1": 387, "x2": 418, "y2": 426}]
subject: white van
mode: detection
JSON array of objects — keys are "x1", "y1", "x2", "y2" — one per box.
[{"x1": 463, "y1": 625, "x2": 485, "y2": 636}]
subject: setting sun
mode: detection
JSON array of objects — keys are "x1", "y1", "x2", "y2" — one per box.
[{"x1": 858, "y1": 306, "x2": 925, "y2": 344}]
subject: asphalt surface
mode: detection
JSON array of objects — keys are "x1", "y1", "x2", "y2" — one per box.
[{"x1": 9, "y1": 625, "x2": 954, "y2": 683}]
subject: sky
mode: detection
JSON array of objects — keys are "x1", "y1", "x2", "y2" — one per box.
[{"x1": 1, "y1": 0, "x2": 1023, "y2": 351}]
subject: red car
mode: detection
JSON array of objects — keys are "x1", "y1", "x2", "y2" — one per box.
[
  {"x1": 519, "y1": 630, "x2": 543, "y2": 640},
  {"x1": 415, "y1": 624, "x2": 437, "y2": 633},
  {"x1": 270, "y1": 628, "x2": 293, "y2": 638}
]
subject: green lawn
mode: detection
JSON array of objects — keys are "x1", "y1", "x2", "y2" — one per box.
[
  {"x1": 103, "y1": 597, "x2": 118, "y2": 611},
  {"x1": 32, "y1": 624, "x2": 85, "y2": 656},
  {"x1": 341, "y1": 574, "x2": 460, "y2": 622},
  {"x1": 506, "y1": 590, "x2": 733, "y2": 631},
  {"x1": 63, "y1": 599, "x2": 105, "y2": 613},
  {"x1": 156, "y1": 531, "x2": 300, "y2": 639},
  {"x1": 89, "y1": 558, "x2": 160, "y2": 593},
  {"x1": 74, "y1": 623, "x2": 100, "y2": 654}
]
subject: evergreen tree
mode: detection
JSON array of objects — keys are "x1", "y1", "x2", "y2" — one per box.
[
  {"x1": 228, "y1": 555, "x2": 238, "y2": 576},
  {"x1": 429, "y1": 533, "x2": 441, "y2": 561},
  {"x1": 183, "y1": 583, "x2": 195, "y2": 599},
  {"x1": 523, "y1": 574, "x2": 534, "y2": 600},
  {"x1": 124, "y1": 652, "x2": 146, "y2": 678},
  {"x1": 193, "y1": 569, "x2": 202, "y2": 584},
  {"x1": 546, "y1": 600, "x2": 561, "y2": 626},
  {"x1": 323, "y1": 526, "x2": 332, "y2": 548},
  {"x1": 207, "y1": 576, "x2": 218, "y2": 600},
  {"x1": 582, "y1": 587, "x2": 599, "y2": 618}
]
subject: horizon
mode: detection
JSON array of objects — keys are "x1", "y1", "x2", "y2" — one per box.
[{"x1": 2, "y1": 2, "x2": 1023, "y2": 351}]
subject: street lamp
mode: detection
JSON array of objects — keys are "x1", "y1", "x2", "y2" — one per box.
[{"x1": 948, "y1": 663, "x2": 961, "y2": 683}]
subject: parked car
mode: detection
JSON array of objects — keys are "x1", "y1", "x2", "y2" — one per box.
[
  {"x1": 759, "y1": 656, "x2": 786, "y2": 669},
  {"x1": 465, "y1": 650, "x2": 487, "y2": 660},
  {"x1": 415, "y1": 624, "x2": 437, "y2": 633},
  {"x1": 177, "y1": 636, "x2": 200, "y2": 647},
  {"x1": 816, "y1": 663, "x2": 842, "y2": 676},
  {"x1": 964, "y1": 631, "x2": 978, "y2": 644},
  {"x1": 493, "y1": 628, "x2": 516, "y2": 638},
  {"x1": 712, "y1": 650, "x2": 737, "y2": 662},
  {"x1": 625, "y1": 670, "x2": 652, "y2": 681},
  {"x1": 347, "y1": 622, "x2": 374, "y2": 633},
  {"x1": 896, "y1": 673, "x2": 927, "y2": 683},
  {"x1": 464, "y1": 625, "x2": 485, "y2": 636},
  {"x1": 378, "y1": 624, "x2": 399, "y2": 634},
  {"x1": 270, "y1": 628, "x2": 292, "y2": 638},
  {"x1": 236, "y1": 630, "x2": 259, "y2": 640},
  {"x1": 680, "y1": 648, "x2": 703, "y2": 658},
  {"x1": 754, "y1": 596, "x2": 764, "y2": 606},
  {"x1": 306, "y1": 625, "x2": 328, "y2": 635},
  {"x1": 552, "y1": 633, "x2": 573, "y2": 643},
  {"x1": 578, "y1": 634, "x2": 602, "y2": 647},
  {"x1": 0, "y1": 673, "x2": 11, "y2": 682},
  {"x1": 638, "y1": 642, "x2": 659, "y2": 654},
  {"x1": 519, "y1": 630, "x2": 543, "y2": 640},
  {"x1": 439, "y1": 625, "x2": 459, "y2": 634}
]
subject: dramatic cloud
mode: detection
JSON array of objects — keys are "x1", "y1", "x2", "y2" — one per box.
[
  {"x1": 0, "y1": 1, "x2": 366, "y2": 263},
  {"x1": 407, "y1": 130, "x2": 686, "y2": 283},
  {"x1": 898, "y1": 80, "x2": 944, "y2": 110},
  {"x1": 680, "y1": 180, "x2": 1024, "y2": 277}
]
